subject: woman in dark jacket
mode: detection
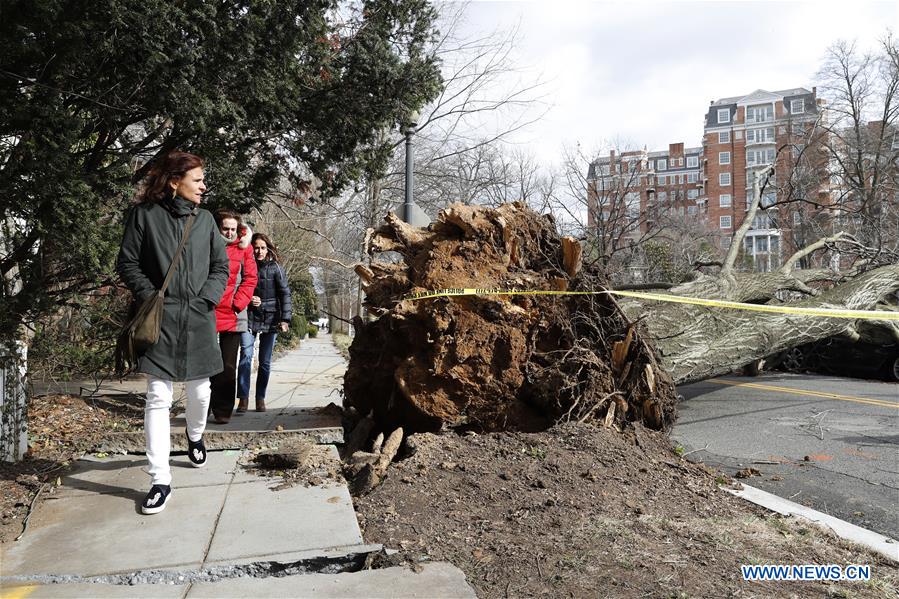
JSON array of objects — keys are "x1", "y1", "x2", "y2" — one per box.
[
  {"x1": 116, "y1": 151, "x2": 229, "y2": 515},
  {"x1": 237, "y1": 233, "x2": 292, "y2": 412}
]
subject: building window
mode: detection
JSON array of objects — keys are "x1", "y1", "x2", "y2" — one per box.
[
  {"x1": 747, "y1": 148, "x2": 776, "y2": 166},
  {"x1": 688, "y1": 189, "x2": 699, "y2": 199},
  {"x1": 721, "y1": 236, "x2": 732, "y2": 248},
  {"x1": 687, "y1": 205, "x2": 698, "y2": 215},
  {"x1": 718, "y1": 131, "x2": 730, "y2": 144},
  {"x1": 719, "y1": 151, "x2": 731, "y2": 165},
  {"x1": 657, "y1": 175, "x2": 666, "y2": 185},
  {"x1": 657, "y1": 159, "x2": 667, "y2": 171},
  {"x1": 687, "y1": 172, "x2": 698, "y2": 183},
  {"x1": 791, "y1": 98, "x2": 805, "y2": 114},
  {"x1": 746, "y1": 127, "x2": 775, "y2": 144},
  {"x1": 793, "y1": 212, "x2": 802, "y2": 225},
  {"x1": 720, "y1": 215, "x2": 732, "y2": 229},
  {"x1": 717, "y1": 108, "x2": 730, "y2": 123},
  {"x1": 719, "y1": 173, "x2": 731, "y2": 186},
  {"x1": 625, "y1": 192, "x2": 640, "y2": 218},
  {"x1": 657, "y1": 191, "x2": 668, "y2": 202},
  {"x1": 746, "y1": 104, "x2": 774, "y2": 123},
  {"x1": 719, "y1": 194, "x2": 732, "y2": 208},
  {"x1": 761, "y1": 191, "x2": 776, "y2": 208},
  {"x1": 687, "y1": 156, "x2": 699, "y2": 168}
]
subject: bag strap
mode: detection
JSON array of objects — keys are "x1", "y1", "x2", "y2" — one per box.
[{"x1": 159, "y1": 209, "x2": 197, "y2": 295}]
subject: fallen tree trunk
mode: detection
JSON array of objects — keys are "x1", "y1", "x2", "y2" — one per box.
[{"x1": 624, "y1": 265, "x2": 899, "y2": 384}]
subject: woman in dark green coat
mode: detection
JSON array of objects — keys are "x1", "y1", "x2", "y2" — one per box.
[{"x1": 116, "y1": 151, "x2": 229, "y2": 515}]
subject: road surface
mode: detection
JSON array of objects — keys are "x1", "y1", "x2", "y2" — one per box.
[{"x1": 673, "y1": 372, "x2": 899, "y2": 540}]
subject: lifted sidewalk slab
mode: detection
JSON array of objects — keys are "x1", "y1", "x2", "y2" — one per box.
[
  {"x1": 186, "y1": 562, "x2": 477, "y2": 598},
  {"x1": 1, "y1": 562, "x2": 475, "y2": 599}
]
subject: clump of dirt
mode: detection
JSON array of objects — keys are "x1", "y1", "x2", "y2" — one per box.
[
  {"x1": 242, "y1": 440, "x2": 345, "y2": 491},
  {"x1": 344, "y1": 203, "x2": 677, "y2": 435},
  {"x1": 354, "y1": 422, "x2": 898, "y2": 598},
  {"x1": 1, "y1": 393, "x2": 144, "y2": 542}
]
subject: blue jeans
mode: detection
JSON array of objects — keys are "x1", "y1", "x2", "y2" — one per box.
[
  {"x1": 237, "y1": 331, "x2": 255, "y2": 400},
  {"x1": 237, "y1": 331, "x2": 278, "y2": 401}
]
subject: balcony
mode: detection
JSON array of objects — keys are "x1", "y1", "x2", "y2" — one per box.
[{"x1": 744, "y1": 137, "x2": 776, "y2": 147}]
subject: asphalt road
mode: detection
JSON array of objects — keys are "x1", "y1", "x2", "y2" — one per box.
[{"x1": 673, "y1": 372, "x2": 899, "y2": 540}]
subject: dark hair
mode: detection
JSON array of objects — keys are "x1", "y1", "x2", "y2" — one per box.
[
  {"x1": 251, "y1": 232, "x2": 281, "y2": 263},
  {"x1": 214, "y1": 209, "x2": 242, "y2": 228},
  {"x1": 138, "y1": 151, "x2": 204, "y2": 204}
]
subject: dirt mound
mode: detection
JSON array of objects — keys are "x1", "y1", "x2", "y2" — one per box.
[
  {"x1": 344, "y1": 203, "x2": 677, "y2": 434},
  {"x1": 355, "y1": 424, "x2": 898, "y2": 598}
]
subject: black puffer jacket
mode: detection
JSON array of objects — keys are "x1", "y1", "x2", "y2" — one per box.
[
  {"x1": 116, "y1": 196, "x2": 229, "y2": 381},
  {"x1": 248, "y1": 259, "x2": 292, "y2": 333}
]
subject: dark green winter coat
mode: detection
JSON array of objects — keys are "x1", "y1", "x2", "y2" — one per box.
[{"x1": 116, "y1": 196, "x2": 229, "y2": 381}]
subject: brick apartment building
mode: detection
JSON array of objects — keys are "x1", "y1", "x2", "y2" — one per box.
[
  {"x1": 587, "y1": 143, "x2": 704, "y2": 231},
  {"x1": 588, "y1": 87, "x2": 827, "y2": 272},
  {"x1": 703, "y1": 87, "x2": 823, "y2": 270}
]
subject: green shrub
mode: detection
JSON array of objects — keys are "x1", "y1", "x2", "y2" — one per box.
[
  {"x1": 307, "y1": 324, "x2": 319, "y2": 338},
  {"x1": 275, "y1": 313, "x2": 307, "y2": 352}
]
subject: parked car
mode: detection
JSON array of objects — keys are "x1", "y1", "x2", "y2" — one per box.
[{"x1": 773, "y1": 335, "x2": 899, "y2": 382}]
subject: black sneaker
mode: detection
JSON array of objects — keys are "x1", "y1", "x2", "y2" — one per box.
[
  {"x1": 141, "y1": 484, "x2": 171, "y2": 515},
  {"x1": 186, "y1": 432, "x2": 207, "y2": 468}
]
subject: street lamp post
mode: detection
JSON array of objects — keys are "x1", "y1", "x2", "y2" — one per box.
[{"x1": 403, "y1": 110, "x2": 419, "y2": 223}]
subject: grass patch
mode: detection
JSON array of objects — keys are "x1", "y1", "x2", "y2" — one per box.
[{"x1": 332, "y1": 332, "x2": 352, "y2": 360}]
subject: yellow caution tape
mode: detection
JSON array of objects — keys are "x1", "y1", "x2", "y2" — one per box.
[{"x1": 402, "y1": 287, "x2": 899, "y2": 321}]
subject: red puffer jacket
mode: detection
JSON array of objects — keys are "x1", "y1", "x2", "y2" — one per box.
[{"x1": 215, "y1": 226, "x2": 258, "y2": 332}]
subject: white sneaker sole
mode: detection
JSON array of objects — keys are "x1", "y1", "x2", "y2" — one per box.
[
  {"x1": 141, "y1": 491, "x2": 171, "y2": 515},
  {"x1": 187, "y1": 437, "x2": 207, "y2": 468}
]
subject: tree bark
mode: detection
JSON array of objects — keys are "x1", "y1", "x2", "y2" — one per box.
[
  {"x1": 621, "y1": 265, "x2": 899, "y2": 384},
  {"x1": 1, "y1": 339, "x2": 28, "y2": 461}
]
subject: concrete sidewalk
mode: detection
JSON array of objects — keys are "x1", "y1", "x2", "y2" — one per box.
[{"x1": 1, "y1": 334, "x2": 476, "y2": 598}]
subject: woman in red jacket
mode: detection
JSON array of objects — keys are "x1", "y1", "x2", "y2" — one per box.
[{"x1": 209, "y1": 209, "x2": 258, "y2": 423}]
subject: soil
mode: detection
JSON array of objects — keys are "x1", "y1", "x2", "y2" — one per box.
[
  {"x1": 0, "y1": 392, "x2": 144, "y2": 543},
  {"x1": 241, "y1": 439, "x2": 345, "y2": 491},
  {"x1": 345, "y1": 203, "x2": 676, "y2": 435},
  {"x1": 354, "y1": 422, "x2": 899, "y2": 598}
]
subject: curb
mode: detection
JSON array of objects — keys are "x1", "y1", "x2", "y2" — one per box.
[{"x1": 725, "y1": 483, "x2": 899, "y2": 563}]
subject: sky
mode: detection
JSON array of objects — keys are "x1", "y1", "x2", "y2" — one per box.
[{"x1": 450, "y1": 0, "x2": 897, "y2": 165}]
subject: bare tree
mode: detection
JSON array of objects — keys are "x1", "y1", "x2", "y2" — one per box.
[
  {"x1": 545, "y1": 143, "x2": 702, "y2": 284},
  {"x1": 782, "y1": 33, "x2": 899, "y2": 269}
]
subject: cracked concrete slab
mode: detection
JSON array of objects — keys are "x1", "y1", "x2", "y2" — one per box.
[
  {"x1": 1, "y1": 484, "x2": 226, "y2": 576},
  {"x1": 186, "y1": 562, "x2": 477, "y2": 598},
  {"x1": 205, "y1": 480, "x2": 362, "y2": 563}
]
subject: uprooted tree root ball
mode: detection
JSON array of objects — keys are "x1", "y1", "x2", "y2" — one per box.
[{"x1": 343, "y1": 202, "x2": 678, "y2": 436}]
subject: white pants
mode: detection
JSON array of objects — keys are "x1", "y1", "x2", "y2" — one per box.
[{"x1": 145, "y1": 375, "x2": 210, "y2": 486}]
